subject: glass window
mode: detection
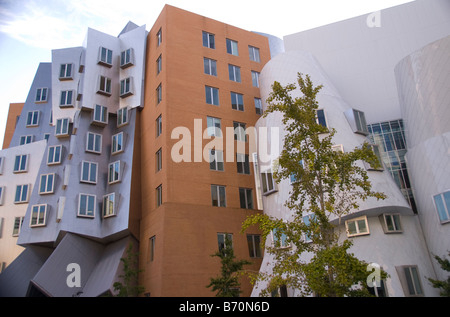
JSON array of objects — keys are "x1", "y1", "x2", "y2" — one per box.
[
  {"x1": 204, "y1": 58, "x2": 217, "y2": 76},
  {"x1": 433, "y1": 191, "x2": 450, "y2": 223},
  {"x1": 272, "y1": 228, "x2": 289, "y2": 248},
  {"x1": 156, "y1": 185, "x2": 162, "y2": 207},
  {"x1": 156, "y1": 115, "x2": 162, "y2": 137},
  {"x1": 353, "y1": 109, "x2": 368, "y2": 135},
  {"x1": 117, "y1": 108, "x2": 128, "y2": 127},
  {"x1": 156, "y1": 148, "x2": 162, "y2": 172},
  {"x1": 112, "y1": 132, "x2": 124, "y2": 155},
  {"x1": 48, "y1": 145, "x2": 62, "y2": 165},
  {"x1": 35, "y1": 88, "x2": 48, "y2": 103},
  {"x1": 108, "y1": 161, "x2": 121, "y2": 184},
  {"x1": 55, "y1": 118, "x2": 69, "y2": 137},
  {"x1": 98, "y1": 47, "x2": 113, "y2": 66},
  {"x1": 81, "y1": 161, "x2": 97, "y2": 184},
  {"x1": 26, "y1": 111, "x2": 39, "y2": 127},
  {"x1": 247, "y1": 234, "x2": 261, "y2": 258},
  {"x1": 20, "y1": 135, "x2": 33, "y2": 145},
  {"x1": 202, "y1": 31, "x2": 215, "y2": 49},
  {"x1": 236, "y1": 153, "x2": 250, "y2": 174},
  {"x1": 93, "y1": 104, "x2": 108, "y2": 125},
  {"x1": 231, "y1": 92, "x2": 244, "y2": 111},
  {"x1": 261, "y1": 171, "x2": 276, "y2": 194},
  {"x1": 248, "y1": 46, "x2": 260, "y2": 62},
  {"x1": 209, "y1": 149, "x2": 224, "y2": 171},
  {"x1": 156, "y1": 84, "x2": 162, "y2": 104},
  {"x1": 254, "y1": 98, "x2": 262, "y2": 115},
  {"x1": 30, "y1": 204, "x2": 47, "y2": 227},
  {"x1": 103, "y1": 193, "x2": 115, "y2": 218},
  {"x1": 86, "y1": 132, "x2": 102, "y2": 154},
  {"x1": 228, "y1": 64, "x2": 241, "y2": 82},
  {"x1": 205, "y1": 86, "x2": 219, "y2": 105},
  {"x1": 157, "y1": 28, "x2": 162, "y2": 46},
  {"x1": 226, "y1": 39, "x2": 238, "y2": 56},
  {"x1": 13, "y1": 155, "x2": 28, "y2": 173},
  {"x1": 217, "y1": 233, "x2": 233, "y2": 252},
  {"x1": 12, "y1": 217, "x2": 24, "y2": 236},
  {"x1": 78, "y1": 194, "x2": 95, "y2": 217},
  {"x1": 207, "y1": 116, "x2": 222, "y2": 137},
  {"x1": 381, "y1": 214, "x2": 402, "y2": 233},
  {"x1": 0, "y1": 186, "x2": 4, "y2": 205},
  {"x1": 316, "y1": 109, "x2": 327, "y2": 128},
  {"x1": 239, "y1": 188, "x2": 253, "y2": 209},
  {"x1": 98, "y1": 75, "x2": 112, "y2": 95},
  {"x1": 14, "y1": 184, "x2": 29, "y2": 203},
  {"x1": 39, "y1": 173, "x2": 55, "y2": 195},
  {"x1": 59, "y1": 64, "x2": 73, "y2": 80},
  {"x1": 120, "y1": 48, "x2": 134, "y2": 68},
  {"x1": 345, "y1": 216, "x2": 369, "y2": 237},
  {"x1": 149, "y1": 236, "x2": 156, "y2": 262},
  {"x1": 233, "y1": 122, "x2": 246, "y2": 141},
  {"x1": 251, "y1": 71, "x2": 260, "y2": 87},
  {"x1": 156, "y1": 54, "x2": 162, "y2": 74},
  {"x1": 211, "y1": 185, "x2": 226, "y2": 207},
  {"x1": 403, "y1": 266, "x2": 423, "y2": 296},
  {"x1": 120, "y1": 77, "x2": 133, "y2": 97}
]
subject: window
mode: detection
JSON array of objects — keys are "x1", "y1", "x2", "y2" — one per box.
[
  {"x1": 248, "y1": 46, "x2": 260, "y2": 62},
  {"x1": 0, "y1": 157, "x2": 3, "y2": 175},
  {"x1": 59, "y1": 90, "x2": 74, "y2": 107},
  {"x1": 117, "y1": 107, "x2": 128, "y2": 127},
  {"x1": 120, "y1": 77, "x2": 133, "y2": 97},
  {"x1": 354, "y1": 109, "x2": 368, "y2": 135},
  {"x1": 78, "y1": 194, "x2": 95, "y2": 217},
  {"x1": 12, "y1": 217, "x2": 24, "y2": 236},
  {"x1": 217, "y1": 233, "x2": 233, "y2": 252},
  {"x1": 80, "y1": 161, "x2": 98, "y2": 184},
  {"x1": 112, "y1": 132, "x2": 124, "y2": 155},
  {"x1": 211, "y1": 185, "x2": 226, "y2": 207},
  {"x1": 0, "y1": 186, "x2": 4, "y2": 205},
  {"x1": 26, "y1": 111, "x2": 39, "y2": 127},
  {"x1": 14, "y1": 184, "x2": 29, "y2": 204},
  {"x1": 202, "y1": 31, "x2": 215, "y2": 49},
  {"x1": 261, "y1": 171, "x2": 276, "y2": 195},
  {"x1": 236, "y1": 153, "x2": 250, "y2": 175},
  {"x1": 380, "y1": 214, "x2": 402, "y2": 233},
  {"x1": 156, "y1": 185, "x2": 162, "y2": 207},
  {"x1": 239, "y1": 188, "x2": 253, "y2": 209},
  {"x1": 44, "y1": 133, "x2": 50, "y2": 141},
  {"x1": 20, "y1": 135, "x2": 33, "y2": 145},
  {"x1": 98, "y1": 47, "x2": 113, "y2": 67},
  {"x1": 149, "y1": 236, "x2": 156, "y2": 262},
  {"x1": 228, "y1": 64, "x2": 241, "y2": 82},
  {"x1": 108, "y1": 161, "x2": 121, "y2": 184},
  {"x1": 93, "y1": 104, "x2": 108, "y2": 125},
  {"x1": 397, "y1": 265, "x2": 424, "y2": 297},
  {"x1": 365, "y1": 144, "x2": 383, "y2": 171},
  {"x1": 233, "y1": 122, "x2": 246, "y2": 141},
  {"x1": 156, "y1": 84, "x2": 162, "y2": 104},
  {"x1": 97, "y1": 75, "x2": 112, "y2": 96},
  {"x1": 156, "y1": 115, "x2": 162, "y2": 137},
  {"x1": 59, "y1": 63, "x2": 73, "y2": 80},
  {"x1": 254, "y1": 98, "x2": 263, "y2": 115},
  {"x1": 35, "y1": 88, "x2": 48, "y2": 103},
  {"x1": 251, "y1": 71, "x2": 260, "y2": 87},
  {"x1": 30, "y1": 204, "x2": 47, "y2": 227},
  {"x1": 203, "y1": 57, "x2": 217, "y2": 76},
  {"x1": 316, "y1": 109, "x2": 327, "y2": 128},
  {"x1": 55, "y1": 118, "x2": 69, "y2": 137},
  {"x1": 39, "y1": 173, "x2": 55, "y2": 195},
  {"x1": 209, "y1": 149, "x2": 224, "y2": 171},
  {"x1": 103, "y1": 193, "x2": 116, "y2": 218},
  {"x1": 120, "y1": 48, "x2": 134, "y2": 68},
  {"x1": 345, "y1": 216, "x2": 369, "y2": 237},
  {"x1": 302, "y1": 214, "x2": 315, "y2": 243},
  {"x1": 231, "y1": 92, "x2": 244, "y2": 111},
  {"x1": 13, "y1": 154, "x2": 28, "y2": 173},
  {"x1": 156, "y1": 55, "x2": 162, "y2": 74},
  {"x1": 272, "y1": 228, "x2": 289, "y2": 248},
  {"x1": 47, "y1": 145, "x2": 62, "y2": 165},
  {"x1": 156, "y1": 148, "x2": 162, "y2": 172},
  {"x1": 433, "y1": 191, "x2": 450, "y2": 223},
  {"x1": 86, "y1": 132, "x2": 102, "y2": 154},
  {"x1": 226, "y1": 39, "x2": 238, "y2": 56},
  {"x1": 205, "y1": 86, "x2": 219, "y2": 105},
  {"x1": 157, "y1": 28, "x2": 162, "y2": 46},
  {"x1": 207, "y1": 116, "x2": 222, "y2": 137},
  {"x1": 247, "y1": 234, "x2": 261, "y2": 258}
]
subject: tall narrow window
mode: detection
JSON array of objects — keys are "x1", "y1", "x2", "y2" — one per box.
[
  {"x1": 157, "y1": 28, "x2": 162, "y2": 46},
  {"x1": 251, "y1": 71, "x2": 260, "y2": 87},
  {"x1": 202, "y1": 31, "x2": 215, "y2": 49},
  {"x1": 60, "y1": 90, "x2": 74, "y2": 107},
  {"x1": 156, "y1": 115, "x2": 162, "y2": 137},
  {"x1": 156, "y1": 55, "x2": 162, "y2": 74},
  {"x1": 228, "y1": 64, "x2": 241, "y2": 82},
  {"x1": 149, "y1": 236, "x2": 156, "y2": 262},
  {"x1": 231, "y1": 92, "x2": 244, "y2": 111},
  {"x1": 248, "y1": 46, "x2": 260, "y2": 62},
  {"x1": 316, "y1": 109, "x2": 327, "y2": 128},
  {"x1": 254, "y1": 98, "x2": 263, "y2": 115},
  {"x1": 204, "y1": 57, "x2": 217, "y2": 76},
  {"x1": 108, "y1": 161, "x2": 121, "y2": 184},
  {"x1": 239, "y1": 188, "x2": 253, "y2": 209},
  {"x1": 236, "y1": 153, "x2": 250, "y2": 174},
  {"x1": 226, "y1": 39, "x2": 238, "y2": 56},
  {"x1": 78, "y1": 194, "x2": 95, "y2": 218},
  {"x1": 211, "y1": 185, "x2": 226, "y2": 207},
  {"x1": 403, "y1": 266, "x2": 423, "y2": 296},
  {"x1": 112, "y1": 132, "x2": 124, "y2": 155},
  {"x1": 156, "y1": 185, "x2": 162, "y2": 207},
  {"x1": 12, "y1": 217, "x2": 24, "y2": 236},
  {"x1": 98, "y1": 47, "x2": 113, "y2": 67},
  {"x1": 0, "y1": 186, "x2": 4, "y2": 206},
  {"x1": 156, "y1": 148, "x2": 162, "y2": 172},
  {"x1": 261, "y1": 171, "x2": 276, "y2": 195},
  {"x1": 117, "y1": 108, "x2": 128, "y2": 127},
  {"x1": 247, "y1": 234, "x2": 261, "y2": 258},
  {"x1": 120, "y1": 77, "x2": 133, "y2": 97},
  {"x1": 233, "y1": 122, "x2": 246, "y2": 141},
  {"x1": 13, "y1": 155, "x2": 28, "y2": 173},
  {"x1": 103, "y1": 193, "x2": 115, "y2": 218},
  {"x1": 156, "y1": 84, "x2": 162, "y2": 104},
  {"x1": 26, "y1": 111, "x2": 39, "y2": 127},
  {"x1": 205, "y1": 86, "x2": 219, "y2": 105},
  {"x1": 39, "y1": 173, "x2": 55, "y2": 195},
  {"x1": 30, "y1": 204, "x2": 47, "y2": 227},
  {"x1": 354, "y1": 109, "x2": 368, "y2": 135}
]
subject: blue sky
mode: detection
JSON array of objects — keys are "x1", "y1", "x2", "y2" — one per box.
[{"x1": 0, "y1": 0, "x2": 414, "y2": 146}]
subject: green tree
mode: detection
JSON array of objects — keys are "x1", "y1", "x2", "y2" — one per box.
[
  {"x1": 207, "y1": 235, "x2": 251, "y2": 297},
  {"x1": 113, "y1": 243, "x2": 145, "y2": 297},
  {"x1": 427, "y1": 252, "x2": 450, "y2": 297},
  {"x1": 242, "y1": 73, "x2": 387, "y2": 297}
]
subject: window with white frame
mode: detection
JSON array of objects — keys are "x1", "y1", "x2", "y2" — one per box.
[
  {"x1": 59, "y1": 63, "x2": 73, "y2": 80},
  {"x1": 97, "y1": 75, "x2": 112, "y2": 96},
  {"x1": 380, "y1": 213, "x2": 402, "y2": 233},
  {"x1": 239, "y1": 188, "x2": 253, "y2": 209},
  {"x1": 20, "y1": 135, "x2": 33, "y2": 145},
  {"x1": 60, "y1": 90, "x2": 74, "y2": 107},
  {"x1": 202, "y1": 31, "x2": 215, "y2": 49},
  {"x1": 112, "y1": 132, "x2": 124, "y2": 155},
  {"x1": 248, "y1": 46, "x2": 260, "y2": 62},
  {"x1": 26, "y1": 111, "x2": 39, "y2": 127},
  {"x1": 353, "y1": 109, "x2": 368, "y2": 135},
  {"x1": 35, "y1": 88, "x2": 48, "y2": 103},
  {"x1": 204, "y1": 57, "x2": 217, "y2": 76},
  {"x1": 108, "y1": 161, "x2": 121, "y2": 184},
  {"x1": 231, "y1": 92, "x2": 244, "y2": 111},
  {"x1": 78, "y1": 194, "x2": 95, "y2": 218},
  {"x1": 345, "y1": 216, "x2": 370, "y2": 237},
  {"x1": 251, "y1": 71, "x2": 260, "y2": 87},
  {"x1": 254, "y1": 97, "x2": 262, "y2": 115},
  {"x1": 433, "y1": 191, "x2": 450, "y2": 223},
  {"x1": 12, "y1": 217, "x2": 24, "y2": 236},
  {"x1": 55, "y1": 118, "x2": 70, "y2": 137},
  {"x1": 117, "y1": 108, "x2": 128, "y2": 127},
  {"x1": 233, "y1": 121, "x2": 246, "y2": 141},
  {"x1": 120, "y1": 48, "x2": 134, "y2": 68},
  {"x1": 13, "y1": 154, "x2": 28, "y2": 173},
  {"x1": 86, "y1": 132, "x2": 102, "y2": 154},
  {"x1": 120, "y1": 77, "x2": 133, "y2": 97},
  {"x1": 80, "y1": 161, "x2": 98, "y2": 184},
  {"x1": 226, "y1": 39, "x2": 238, "y2": 56},
  {"x1": 205, "y1": 86, "x2": 219, "y2": 105},
  {"x1": 98, "y1": 47, "x2": 113, "y2": 67},
  {"x1": 93, "y1": 104, "x2": 108, "y2": 125},
  {"x1": 228, "y1": 64, "x2": 241, "y2": 82},
  {"x1": 39, "y1": 173, "x2": 55, "y2": 195},
  {"x1": 207, "y1": 116, "x2": 222, "y2": 137},
  {"x1": 261, "y1": 171, "x2": 276, "y2": 195},
  {"x1": 47, "y1": 145, "x2": 62, "y2": 165},
  {"x1": 217, "y1": 233, "x2": 233, "y2": 252},
  {"x1": 103, "y1": 193, "x2": 116, "y2": 218},
  {"x1": 236, "y1": 153, "x2": 250, "y2": 175},
  {"x1": 14, "y1": 184, "x2": 29, "y2": 204},
  {"x1": 0, "y1": 186, "x2": 4, "y2": 205},
  {"x1": 211, "y1": 185, "x2": 226, "y2": 207},
  {"x1": 397, "y1": 265, "x2": 424, "y2": 297},
  {"x1": 209, "y1": 149, "x2": 224, "y2": 171},
  {"x1": 30, "y1": 204, "x2": 47, "y2": 227}
]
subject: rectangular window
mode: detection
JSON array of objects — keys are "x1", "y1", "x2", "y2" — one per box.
[
  {"x1": 12, "y1": 217, "x2": 24, "y2": 236},
  {"x1": 112, "y1": 132, "x2": 124, "y2": 155},
  {"x1": 228, "y1": 64, "x2": 241, "y2": 82},
  {"x1": 217, "y1": 233, "x2": 233, "y2": 252},
  {"x1": 403, "y1": 266, "x2": 423, "y2": 296},
  {"x1": 239, "y1": 188, "x2": 253, "y2": 209},
  {"x1": 226, "y1": 39, "x2": 239, "y2": 56},
  {"x1": 26, "y1": 111, "x2": 39, "y2": 127},
  {"x1": 380, "y1": 214, "x2": 402, "y2": 233},
  {"x1": 78, "y1": 194, "x2": 95, "y2": 218},
  {"x1": 60, "y1": 90, "x2": 74, "y2": 107},
  {"x1": 156, "y1": 84, "x2": 162, "y2": 104},
  {"x1": 254, "y1": 98, "x2": 263, "y2": 115},
  {"x1": 156, "y1": 185, "x2": 162, "y2": 207},
  {"x1": 157, "y1": 28, "x2": 162, "y2": 46},
  {"x1": 345, "y1": 216, "x2": 370, "y2": 237},
  {"x1": 156, "y1": 148, "x2": 162, "y2": 172},
  {"x1": 98, "y1": 47, "x2": 113, "y2": 66},
  {"x1": 156, "y1": 115, "x2": 162, "y2": 137},
  {"x1": 55, "y1": 118, "x2": 69, "y2": 137},
  {"x1": 211, "y1": 185, "x2": 226, "y2": 207},
  {"x1": 39, "y1": 173, "x2": 55, "y2": 195},
  {"x1": 272, "y1": 228, "x2": 289, "y2": 248},
  {"x1": 14, "y1": 184, "x2": 29, "y2": 204},
  {"x1": 108, "y1": 161, "x2": 121, "y2": 184},
  {"x1": 247, "y1": 234, "x2": 261, "y2": 258},
  {"x1": 248, "y1": 46, "x2": 260, "y2": 62},
  {"x1": 13, "y1": 154, "x2": 28, "y2": 173},
  {"x1": 354, "y1": 109, "x2": 368, "y2": 135},
  {"x1": 261, "y1": 171, "x2": 276, "y2": 195},
  {"x1": 156, "y1": 54, "x2": 162, "y2": 74},
  {"x1": 47, "y1": 145, "x2": 62, "y2": 165},
  {"x1": 149, "y1": 236, "x2": 156, "y2": 262},
  {"x1": 202, "y1": 31, "x2": 215, "y2": 49},
  {"x1": 237, "y1": 153, "x2": 250, "y2": 175},
  {"x1": 209, "y1": 149, "x2": 224, "y2": 171},
  {"x1": 86, "y1": 132, "x2": 102, "y2": 154},
  {"x1": 302, "y1": 214, "x2": 315, "y2": 243},
  {"x1": 251, "y1": 71, "x2": 260, "y2": 87},
  {"x1": 365, "y1": 144, "x2": 383, "y2": 171},
  {"x1": 20, "y1": 135, "x2": 33, "y2": 145},
  {"x1": 117, "y1": 107, "x2": 128, "y2": 127},
  {"x1": 93, "y1": 104, "x2": 108, "y2": 125},
  {"x1": 205, "y1": 86, "x2": 219, "y2": 105},
  {"x1": 97, "y1": 75, "x2": 112, "y2": 96},
  {"x1": 433, "y1": 191, "x2": 450, "y2": 223},
  {"x1": 35, "y1": 88, "x2": 48, "y2": 103},
  {"x1": 103, "y1": 193, "x2": 115, "y2": 218},
  {"x1": 207, "y1": 116, "x2": 222, "y2": 137},
  {"x1": 316, "y1": 109, "x2": 327, "y2": 128},
  {"x1": 0, "y1": 186, "x2": 4, "y2": 206},
  {"x1": 233, "y1": 122, "x2": 246, "y2": 141},
  {"x1": 59, "y1": 63, "x2": 73, "y2": 80},
  {"x1": 120, "y1": 48, "x2": 134, "y2": 68},
  {"x1": 204, "y1": 57, "x2": 217, "y2": 76},
  {"x1": 80, "y1": 161, "x2": 98, "y2": 184},
  {"x1": 30, "y1": 204, "x2": 47, "y2": 227},
  {"x1": 231, "y1": 92, "x2": 244, "y2": 111},
  {"x1": 120, "y1": 77, "x2": 133, "y2": 97}
]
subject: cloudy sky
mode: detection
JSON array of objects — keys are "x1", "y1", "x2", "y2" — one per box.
[{"x1": 0, "y1": 0, "x2": 414, "y2": 145}]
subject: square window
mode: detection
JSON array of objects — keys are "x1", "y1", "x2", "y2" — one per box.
[
  {"x1": 202, "y1": 31, "x2": 215, "y2": 49},
  {"x1": 345, "y1": 216, "x2": 370, "y2": 237},
  {"x1": 120, "y1": 48, "x2": 134, "y2": 68},
  {"x1": 13, "y1": 154, "x2": 28, "y2": 173},
  {"x1": 55, "y1": 118, "x2": 70, "y2": 137},
  {"x1": 98, "y1": 47, "x2": 113, "y2": 67},
  {"x1": 209, "y1": 149, "x2": 224, "y2": 171},
  {"x1": 231, "y1": 92, "x2": 244, "y2": 111},
  {"x1": 86, "y1": 132, "x2": 102, "y2": 154},
  {"x1": 108, "y1": 161, "x2": 121, "y2": 184},
  {"x1": 35, "y1": 88, "x2": 48, "y2": 103},
  {"x1": 47, "y1": 145, "x2": 62, "y2": 165},
  {"x1": 78, "y1": 194, "x2": 96, "y2": 217},
  {"x1": 112, "y1": 132, "x2": 124, "y2": 155},
  {"x1": 26, "y1": 111, "x2": 39, "y2": 127},
  {"x1": 103, "y1": 193, "x2": 116, "y2": 218},
  {"x1": 80, "y1": 161, "x2": 98, "y2": 184},
  {"x1": 249, "y1": 46, "x2": 260, "y2": 62},
  {"x1": 211, "y1": 185, "x2": 226, "y2": 207},
  {"x1": 226, "y1": 39, "x2": 238, "y2": 56},
  {"x1": 59, "y1": 64, "x2": 73, "y2": 80},
  {"x1": 205, "y1": 86, "x2": 219, "y2": 105},
  {"x1": 239, "y1": 188, "x2": 253, "y2": 209},
  {"x1": 30, "y1": 204, "x2": 47, "y2": 227},
  {"x1": 97, "y1": 76, "x2": 112, "y2": 96},
  {"x1": 60, "y1": 90, "x2": 74, "y2": 107},
  {"x1": 14, "y1": 184, "x2": 29, "y2": 204},
  {"x1": 117, "y1": 108, "x2": 128, "y2": 127},
  {"x1": 39, "y1": 173, "x2": 55, "y2": 195}
]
